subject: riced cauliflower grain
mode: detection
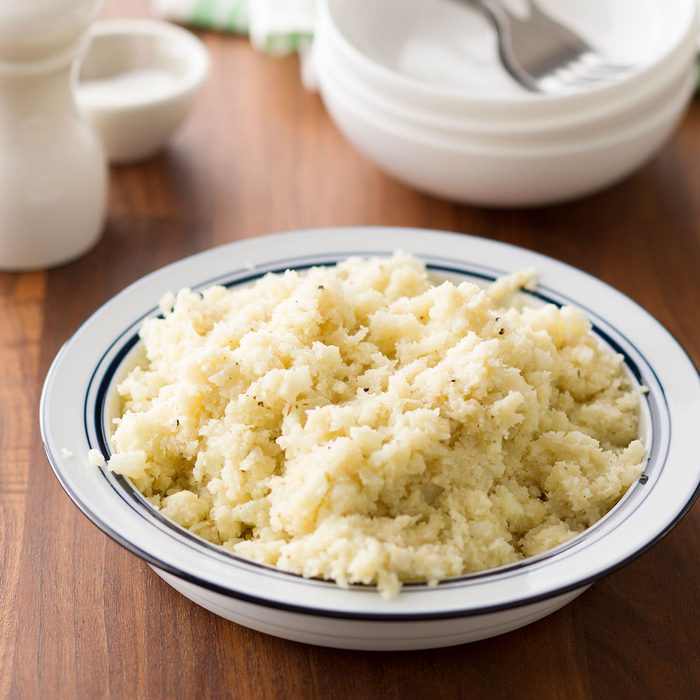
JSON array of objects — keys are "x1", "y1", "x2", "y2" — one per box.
[
  {"x1": 88, "y1": 448, "x2": 106, "y2": 468},
  {"x1": 106, "y1": 253, "x2": 645, "y2": 597}
]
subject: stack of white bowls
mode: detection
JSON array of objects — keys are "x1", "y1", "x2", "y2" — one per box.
[{"x1": 313, "y1": 0, "x2": 698, "y2": 207}]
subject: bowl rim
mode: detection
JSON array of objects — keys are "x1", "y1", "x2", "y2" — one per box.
[
  {"x1": 40, "y1": 228, "x2": 700, "y2": 620},
  {"x1": 320, "y1": 0, "x2": 698, "y2": 110},
  {"x1": 76, "y1": 18, "x2": 210, "y2": 110},
  {"x1": 318, "y1": 53, "x2": 696, "y2": 158},
  {"x1": 313, "y1": 28, "x2": 696, "y2": 137}
]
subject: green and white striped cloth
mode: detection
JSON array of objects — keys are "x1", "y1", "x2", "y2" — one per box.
[{"x1": 151, "y1": 0, "x2": 315, "y2": 55}]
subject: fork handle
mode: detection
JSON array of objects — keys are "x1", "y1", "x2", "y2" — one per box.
[{"x1": 457, "y1": 0, "x2": 539, "y2": 91}]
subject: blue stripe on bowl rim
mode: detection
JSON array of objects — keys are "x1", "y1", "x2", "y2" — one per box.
[{"x1": 46, "y1": 248, "x2": 694, "y2": 620}]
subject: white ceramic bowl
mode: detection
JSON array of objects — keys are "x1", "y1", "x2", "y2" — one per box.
[
  {"x1": 318, "y1": 52, "x2": 695, "y2": 206},
  {"x1": 76, "y1": 19, "x2": 209, "y2": 164},
  {"x1": 313, "y1": 0, "x2": 697, "y2": 205},
  {"x1": 319, "y1": 0, "x2": 698, "y2": 125},
  {"x1": 41, "y1": 228, "x2": 700, "y2": 650}
]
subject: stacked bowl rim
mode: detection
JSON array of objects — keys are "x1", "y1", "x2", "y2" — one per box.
[
  {"x1": 319, "y1": 0, "x2": 699, "y2": 128},
  {"x1": 315, "y1": 29, "x2": 697, "y2": 147},
  {"x1": 317, "y1": 48, "x2": 696, "y2": 158}
]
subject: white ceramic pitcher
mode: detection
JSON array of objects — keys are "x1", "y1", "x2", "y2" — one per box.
[{"x1": 0, "y1": 0, "x2": 107, "y2": 270}]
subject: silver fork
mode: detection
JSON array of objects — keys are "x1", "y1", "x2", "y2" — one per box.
[{"x1": 462, "y1": 0, "x2": 632, "y2": 93}]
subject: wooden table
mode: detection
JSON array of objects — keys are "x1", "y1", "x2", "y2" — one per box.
[{"x1": 2, "y1": 2, "x2": 699, "y2": 698}]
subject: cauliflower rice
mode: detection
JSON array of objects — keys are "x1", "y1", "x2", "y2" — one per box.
[{"x1": 106, "y1": 253, "x2": 645, "y2": 597}]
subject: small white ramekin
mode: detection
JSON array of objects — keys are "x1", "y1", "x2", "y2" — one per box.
[{"x1": 76, "y1": 19, "x2": 209, "y2": 164}]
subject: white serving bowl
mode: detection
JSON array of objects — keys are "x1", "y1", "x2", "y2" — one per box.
[
  {"x1": 313, "y1": 0, "x2": 697, "y2": 205},
  {"x1": 318, "y1": 50, "x2": 695, "y2": 206},
  {"x1": 76, "y1": 19, "x2": 209, "y2": 164},
  {"x1": 40, "y1": 228, "x2": 700, "y2": 650},
  {"x1": 319, "y1": 0, "x2": 698, "y2": 126}
]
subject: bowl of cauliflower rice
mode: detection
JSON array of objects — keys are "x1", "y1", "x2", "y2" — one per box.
[{"x1": 41, "y1": 228, "x2": 700, "y2": 650}]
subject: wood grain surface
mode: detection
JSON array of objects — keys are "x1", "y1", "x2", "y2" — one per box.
[{"x1": 1, "y1": 2, "x2": 699, "y2": 698}]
